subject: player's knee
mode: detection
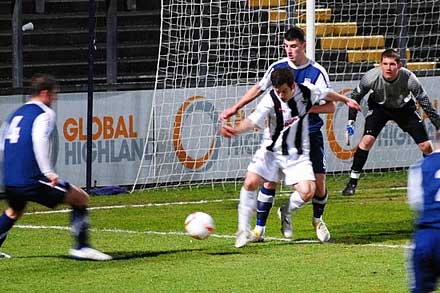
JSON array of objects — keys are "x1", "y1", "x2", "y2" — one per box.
[
  {"x1": 5, "y1": 207, "x2": 24, "y2": 220},
  {"x1": 243, "y1": 172, "x2": 263, "y2": 191},
  {"x1": 297, "y1": 182, "x2": 316, "y2": 202},
  {"x1": 263, "y1": 181, "x2": 277, "y2": 190},
  {"x1": 418, "y1": 141, "x2": 433, "y2": 154},
  {"x1": 65, "y1": 185, "x2": 89, "y2": 207},
  {"x1": 243, "y1": 180, "x2": 259, "y2": 191},
  {"x1": 359, "y1": 135, "x2": 375, "y2": 149},
  {"x1": 301, "y1": 190, "x2": 315, "y2": 202}
]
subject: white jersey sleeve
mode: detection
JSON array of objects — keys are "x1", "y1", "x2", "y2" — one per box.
[
  {"x1": 258, "y1": 67, "x2": 275, "y2": 92},
  {"x1": 311, "y1": 61, "x2": 332, "y2": 91},
  {"x1": 247, "y1": 93, "x2": 274, "y2": 129},
  {"x1": 32, "y1": 109, "x2": 56, "y2": 176},
  {"x1": 407, "y1": 161, "x2": 424, "y2": 212}
]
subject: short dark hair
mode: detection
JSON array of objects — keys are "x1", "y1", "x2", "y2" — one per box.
[
  {"x1": 270, "y1": 68, "x2": 295, "y2": 88},
  {"x1": 284, "y1": 26, "x2": 306, "y2": 42},
  {"x1": 381, "y1": 49, "x2": 401, "y2": 63},
  {"x1": 31, "y1": 73, "x2": 58, "y2": 96}
]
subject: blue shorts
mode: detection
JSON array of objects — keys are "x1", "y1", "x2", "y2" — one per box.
[
  {"x1": 309, "y1": 131, "x2": 326, "y2": 174},
  {"x1": 409, "y1": 228, "x2": 440, "y2": 293},
  {"x1": 5, "y1": 178, "x2": 71, "y2": 211}
]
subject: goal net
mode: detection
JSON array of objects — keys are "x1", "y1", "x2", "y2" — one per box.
[{"x1": 132, "y1": 0, "x2": 440, "y2": 190}]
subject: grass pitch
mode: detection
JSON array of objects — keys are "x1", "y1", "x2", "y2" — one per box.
[{"x1": 1, "y1": 172, "x2": 414, "y2": 292}]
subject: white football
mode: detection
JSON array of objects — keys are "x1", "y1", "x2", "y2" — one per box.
[{"x1": 184, "y1": 212, "x2": 215, "y2": 240}]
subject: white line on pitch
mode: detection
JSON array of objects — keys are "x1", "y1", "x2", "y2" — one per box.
[
  {"x1": 14, "y1": 224, "x2": 410, "y2": 249},
  {"x1": 24, "y1": 198, "x2": 240, "y2": 215}
]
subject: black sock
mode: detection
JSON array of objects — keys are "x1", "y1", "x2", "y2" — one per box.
[
  {"x1": 351, "y1": 148, "x2": 369, "y2": 174},
  {"x1": 0, "y1": 213, "x2": 16, "y2": 247},
  {"x1": 312, "y1": 192, "x2": 328, "y2": 219},
  {"x1": 71, "y1": 207, "x2": 90, "y2": 249}
]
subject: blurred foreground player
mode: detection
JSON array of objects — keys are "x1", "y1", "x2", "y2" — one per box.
[
  {"x1": 407, "y1": 130, "x2": 440, "y2": 292},
  {"x1": 0, "y1": 74, "x2": 111, "y2": 260}
]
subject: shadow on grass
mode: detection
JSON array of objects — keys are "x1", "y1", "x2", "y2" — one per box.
[
  {"x1": 109, "y1": 248, "x2": 204, "y2": 260},
  {"x1": 328, "y1": 219, "x2": 413, "y2": 245},
  {"x1": 205, "y1": 251, "x2": 241, "y2": 256},
  {"x1": 37, "y1": 248, "x2": 206, "y2": 261}
]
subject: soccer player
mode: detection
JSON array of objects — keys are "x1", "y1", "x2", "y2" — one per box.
[
  {"x1": 342, "y1": 49, "x2": 440, "y2": 196},
  {"x1": 221, "y1": 26, "x2": 335, "y2": 242},
  {"x1": 220, "y1": 68, "x2": 360, "y2": 248},
  {"x1": 0, "y1": 74, "x2": 111, "y2": 260},
  {"x1": 407, "y1": 130, "x2": 440, "y2": 293}
]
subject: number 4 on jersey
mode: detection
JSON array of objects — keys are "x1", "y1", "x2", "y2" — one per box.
[{"x1": 5, "y1": 116, "x2": 23, "y2": 144}]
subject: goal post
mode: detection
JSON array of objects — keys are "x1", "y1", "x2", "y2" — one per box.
[{"x1": 132, "y1": 0, "x2": 440, "y2": 191}]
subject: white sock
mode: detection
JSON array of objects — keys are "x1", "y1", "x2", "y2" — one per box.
[
  {"x1": 313, "y1": 217, "x2": 322, "y2": 223},
  {"x1": 254, "y1": 225, "x2": 265, "y2": 234},
  {"x1": 288, "y1": 191, "x2": 306, "y2": 213},
  {"x1": 238, "y1": 187, "x2": 257, "y2": 232}
]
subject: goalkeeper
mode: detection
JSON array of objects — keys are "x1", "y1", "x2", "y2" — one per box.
[
  {"x1": 342, "y1": 49, "x2": 440, "y2": 196},
  {"x1": 221, "y1": 26, "x2": 335, "y2": 243}
]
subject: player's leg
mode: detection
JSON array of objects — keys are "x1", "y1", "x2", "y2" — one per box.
[
  {"x1": 252, "y1": 181, "x2": 277, "y2": 241},
  {"x1": 34, "y1": 179, "x2": 111, "y2": 260},
  {"x1": 342, "y1": 108, "x2": 388, "y2": 196},
  {"x1": 237, "y1": 149, "x2": 279, "y2": 247},
  {"x1": 408, "y1": 229, "x2": 437, "y2": 293},
  {"x1": 396, "y1": 106, "x2": 433, "y2": 156},
  {"x1": 235, "y1": 171, "x2": 265, "y2": 248},
  {"x1": 312, "y1": 174, "x2": 330, "y2": 242},
  {"x1": 0, "y1": 188, "x2": 27, "y2": 258},
  {"x1": 309, "y1": 131, "x2": 330, "y2": 242},
  {"x1": 278, "y1": 155, "x2": 315, "y2": 238},
  {"x1": 63, "y1": 183, "x2": 112, "y2": 260}
]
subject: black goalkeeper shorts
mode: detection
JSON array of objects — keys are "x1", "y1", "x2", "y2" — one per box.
[{"x1": 363, "y1": 105, "x2": 429, "y2": 144}]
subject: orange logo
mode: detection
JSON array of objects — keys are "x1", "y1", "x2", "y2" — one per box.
[{"x1": 173, "y1": 96, "x2": 220, "y2": 169}]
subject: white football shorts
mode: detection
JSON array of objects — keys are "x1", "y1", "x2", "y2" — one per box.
[{"x1": 247, "y1": 147, "x2": 315, "y2": 186}]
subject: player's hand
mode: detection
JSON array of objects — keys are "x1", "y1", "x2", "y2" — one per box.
[
  {"x1": 219, "y1": 125, "x2": 237, "y2": 138},
  {"x1": 346, "y1": 99, "x2": 361, "y2": 111},
  {"x1": 46, "y1": 172, "x2": 59, "y2": 187},
  {"x1": 345, "y1": 120, "x2": 355, "y2": 146},
  {"x1": 220, "y1": 107, "x2": 237, "y2": 121}
]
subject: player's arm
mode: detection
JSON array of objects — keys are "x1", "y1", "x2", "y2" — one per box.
[
  {"x1": 220, "y1": 118, "x2": 256, "y2": 138},
  {"x1": 32, "y1": 112, "x2": 58, "y2": 186},
  {"x1": 409, "y1": 73, "x2": 440, "y2": 130},
  {"x1": 308, "y1": 101, "x2": 336, "y2": 114},
  {"x1": 221, "y1": 93, "x2": 272, "y2": 137},
  {"x1": 0, "y1": 122, "x2": 8, "y2": 163},
  {"x1": 407, "y1": 161, "x2": 424, "y2": 213},
  {"x1": 323, "y1": 91, "x2": 361, "y2": 112},
  {"x1": 347, "y1": 70, "x2": 375, "y2": 123},
  {"x1": 220, "y1": 84, "x2": 263, "y2": 119}
]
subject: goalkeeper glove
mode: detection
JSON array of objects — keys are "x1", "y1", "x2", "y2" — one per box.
[
  {"x1": 345, "y1": 120, "x2": 355, "y2": 146},
  {"x1": 346, "y1": 121, "x2": 355, "y2": 136}
]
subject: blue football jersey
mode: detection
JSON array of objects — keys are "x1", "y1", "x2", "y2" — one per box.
[
  {"x1": 258, "y1": 58, "x2": 332, "y2": 133},
  {"x1": 408, "y1": 152, "x2": 440, "y2": 229},
  {"x1": 2, "y1": 102, "x2": 56, "y2": 186}
]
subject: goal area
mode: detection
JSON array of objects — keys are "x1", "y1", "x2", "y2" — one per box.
[{"x1": 132, "y1": 0, "x2": 440, "y2": 190}]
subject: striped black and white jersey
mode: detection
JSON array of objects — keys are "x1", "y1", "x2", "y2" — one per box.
[
  {"x1": 348, "y1": 67, "x2": 440, "y2": 129},
  {"x1": 258, "y1": 57, "x2": 332, "y2": 133},
  {"x1": 248, "y1": 82, "x2": 329, "y2": 156}
]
